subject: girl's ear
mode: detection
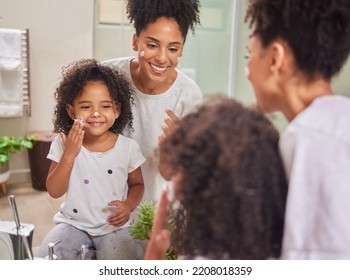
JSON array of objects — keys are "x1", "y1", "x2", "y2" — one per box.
[
  {"x1": 66, "y1": 104, "x2": 75, "y2": 120},
  {"x1": 132, "y1": 34, "x2": 138, "y2": 51},
  {"x1": 113, "y1": 102, "x2": 121, "y2": 119}
]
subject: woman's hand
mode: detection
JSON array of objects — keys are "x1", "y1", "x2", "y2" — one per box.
[{"x1": 158, "y1": 109, "x2": 180, "y2": 144}]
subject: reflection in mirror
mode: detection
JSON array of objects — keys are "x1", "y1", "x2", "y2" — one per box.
[{"x1": 94, "y1": 0, "x2": 239, "y2": 98}]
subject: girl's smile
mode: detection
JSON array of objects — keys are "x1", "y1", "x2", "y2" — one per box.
[{"x1": 67, "y1": 81, "x2": 119, "y2": 138}]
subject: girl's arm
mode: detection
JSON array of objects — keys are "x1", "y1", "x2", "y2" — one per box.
[
  {"x1": 107, "y1": 167, "x2": 144, "y2": 227},
  {"x1": 46, "y1": 120, "x2": 84, "y2": 198},
  {"x1": 125, "y1": 166, "x2": 145, "y2": 211},
  {"x1": 144, "y1": 189, "x2": 170, "y2": 259}
]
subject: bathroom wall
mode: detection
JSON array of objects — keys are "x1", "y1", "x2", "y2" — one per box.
[
  {"x1": 1, "y1": 0, "x2": 350, "y2": 184},
  {"x1": 0, "y1": 0, "x2": 94, "y2": 183}
]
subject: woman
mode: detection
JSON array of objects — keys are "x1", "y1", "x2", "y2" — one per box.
[
  {"x1": 105, "y1": 0, "x2": 203, "y2": 205},
  {"x1": 245, "y1": 0, "x2": 350, "y2": 259}
]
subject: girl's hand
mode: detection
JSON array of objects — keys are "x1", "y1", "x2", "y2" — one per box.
[
  {"x1": 61, "y1": 119, "x2": 85, "y2": 158},
  {"x1": 106, "y1": 201, "x2": 132, "y2": 227},
  {"x1": 158, "y1": 109, "x2": 180, "y2": 144},
  {"x1": 144, "y1": 189, "x2": 170, "y2": 259}
]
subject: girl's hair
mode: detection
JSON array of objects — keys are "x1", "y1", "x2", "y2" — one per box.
[
  {"x1": 126, "y1": 0, "x2": 201, "y2": 39},
  {"x1": 245, "y1": 0, "x2": 350, "y2": 80},
  {"x1": 160, "y1": 97, "x2": 288, "y2": 259},
  {"x1": 53, "y1": 58, "x2": 134, "y2": 134}
]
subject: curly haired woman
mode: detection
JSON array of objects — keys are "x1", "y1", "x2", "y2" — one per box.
[
  {"x1": 105, "y1": 0, "x2": 203, "y2": 205},
  {"x1": 245, "y1": 0, "x2": 350, "y2": 259}
]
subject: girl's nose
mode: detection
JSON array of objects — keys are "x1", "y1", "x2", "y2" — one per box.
[{"x1": 92, "y1": 111, "x2": 100, "y2": 118}]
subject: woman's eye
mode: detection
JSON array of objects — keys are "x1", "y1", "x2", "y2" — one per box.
[
  {"x1": 169, "y1": 47, "x2": 178, "y2": 53},
  {"x1": 147, "y1": 43, "x2": 157, "y2": 49},
  {"x1": 244, "y1": 55, "x2": 250, "y2": 60}
]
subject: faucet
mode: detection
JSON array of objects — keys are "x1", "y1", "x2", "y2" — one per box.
[
  {"x1": 0, "y1": 195, "x2": 35, "y2": 260},
  {"x1": 46, "y1": 240, "x2": 60, "y2": 260}
]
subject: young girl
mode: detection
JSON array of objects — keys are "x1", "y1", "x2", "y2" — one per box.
[
  {"x1": 145, "y1": 97, "x2": 288, "y2": 259},
  {"x1": 38, "y1": 59, "x2": 145, "y2": 260},
  {"x1": 105, "y1": 0, "x2": 203, "y2": 204},
  {"x1": 245, "y1": 0, "x2": 350, "y2": 259}
]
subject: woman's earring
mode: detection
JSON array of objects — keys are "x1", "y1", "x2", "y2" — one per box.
[
  {"x1": 244, "y1": 66, "x2": 250, "y2": 78},
  {"x1": 140, "y1": 50, "x2": 145, "y2": 57}
]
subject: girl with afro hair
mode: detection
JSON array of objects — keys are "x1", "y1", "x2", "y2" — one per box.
[
  {"x1": 39, "y1": 59, "x2": 145, "y2": 259},
  {"x1": 145, "y1": 97, "x2": 288, "y2": 259}
]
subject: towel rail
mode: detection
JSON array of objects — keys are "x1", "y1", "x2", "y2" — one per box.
[{"x1": 20, "y1": 29, "x2": 31, "y2": 116}]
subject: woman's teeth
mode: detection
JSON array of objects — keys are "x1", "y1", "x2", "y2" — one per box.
[{"x1": 151, "y1": 63, "x2": 167, "y2": 72}]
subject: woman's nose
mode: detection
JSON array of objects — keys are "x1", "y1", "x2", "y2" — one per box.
[{"x1": 155, "y1": 48, "x2": 167, "y2": 63}]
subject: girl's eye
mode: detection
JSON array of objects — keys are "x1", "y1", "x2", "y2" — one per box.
[
  {"x1": 244, "y1": 55, "x2": 250, "y2": 60},
  {"x1": 81, "y1": 105, "x2": 92, "y2": 110},
  {"x1": 101, "y1": 105, "x2": 112, "y2": 109}
]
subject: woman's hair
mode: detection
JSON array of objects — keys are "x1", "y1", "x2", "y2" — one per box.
[
  {"x1": 126, "y1": 0, "x2": 201, "y2": 39},
  {"x1": 53, "y1": 58, "x2": 134, "y2": 134},
  {"x1": 160, "y1": 97, "x2": 288, "y2": 259},
  {"x1": 245, "y1": 0, "x2": 350, "y2": 80}
]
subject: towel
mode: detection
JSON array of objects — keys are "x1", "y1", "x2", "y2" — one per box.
[{"x1": 0, "y1": 28, "x2": 24, "y2": 117}]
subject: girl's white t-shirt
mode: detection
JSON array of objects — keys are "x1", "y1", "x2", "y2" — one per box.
[{"x1": 48, "y1": 134, "x2": 145, "y2": 236}]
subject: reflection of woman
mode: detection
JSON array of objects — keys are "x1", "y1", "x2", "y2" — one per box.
[
  {"x1": 245, "y1": 0, "x2": 350, "y2": 259},
  {"x1": 146, "y1": 98, "x2": 288, "y2": 260},
  {"x1": 105, "y1": 0, "x2": 203, "y2": 205}
]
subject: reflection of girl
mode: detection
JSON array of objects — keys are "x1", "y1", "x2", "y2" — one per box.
[
  {"x1": 245, "y1": 0, "x2": 350, "y2": 259},
  {"x1": 39, "y1": 59, "x2": 145, "y2": 259},
  {"x1": 146, "y1": 98, "x2": 288, "y2": 260},
  {"x1": 105, "y1": 0, "x2": 203, "y2": 204}
]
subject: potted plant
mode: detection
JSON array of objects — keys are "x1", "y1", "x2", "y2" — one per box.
[
  {"x1": 0, "y1": 135, "x2": 36, "y2": 194},
  {"x1": 129, "y1": 201, "x2": 177, "y2": 259}
]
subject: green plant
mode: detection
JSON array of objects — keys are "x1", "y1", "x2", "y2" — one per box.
[
  {"x1": 130, "y1": 201, "x2": 156, "y2": 240},
  {"x1": 0, "y1": 134, "x2": 36, "y2": 164},
  {"x1": 129, "y1": 201, "x2": 177, "y2": 260}
]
